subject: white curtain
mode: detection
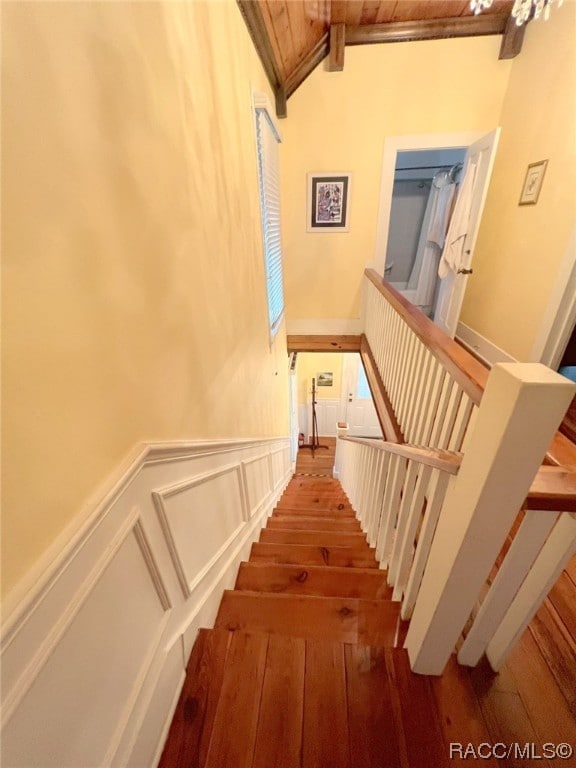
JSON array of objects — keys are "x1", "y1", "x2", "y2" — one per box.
[{"x1": 408, "y1": 173, "x2": 456, "y2": 310}]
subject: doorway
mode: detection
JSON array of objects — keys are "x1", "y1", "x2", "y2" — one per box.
[{"x1": 374, "y1": 130, "x2": 500, "y2": 337}]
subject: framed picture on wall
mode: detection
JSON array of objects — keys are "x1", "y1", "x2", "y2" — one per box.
[
  {"x1": 316, "y1": 372, "x2": 333, "y2": 387},
  {"x1": 307, "y1": 173, "x2": 351, "y2": 232},
  {"x1": 519, "y1": 160, "x2": 548, "y2": 205}
]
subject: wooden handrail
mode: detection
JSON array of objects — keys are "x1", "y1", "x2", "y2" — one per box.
[
  {"x1": 526, "y1": 466, "x2": 576, "y2": 511},
  {"x1": 365, "y1": 269, "x2": 487, "y2": 405},
  {"x1": 340, "y1": 435, "x2": 462, "y2": 475},
  {"x1": 365, "y1": 267, "x2": 576, "y2": 473}
]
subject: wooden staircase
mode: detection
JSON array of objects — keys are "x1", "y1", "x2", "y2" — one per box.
[{"x1": 158, "y1": 475, "x2": 469, "y2": 768}]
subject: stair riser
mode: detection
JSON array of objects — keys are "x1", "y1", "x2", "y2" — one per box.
[
  {"x1": 236, "y1": 562, "x2": 393, "y2": 600},
  {"x1": 251, "y1": 542, "x2": 378, "y2": 569},
  {"x1": 267, "y1": 517, "x2": 362, "y2": 532},
  {"x1": 260, "y1": 529, "x2": 370, "y2": 548}
]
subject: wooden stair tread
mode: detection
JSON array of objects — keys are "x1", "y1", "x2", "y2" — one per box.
[
  {"x1": 259, "y1": 528, "x2": 370, "y2": 548},
  {"x1": 157, "y1": 628, "x2": 232, "y2": 768},
  {"x1": 251, "y1": 542, "x2": 379, "y2": 568},
  {"x1": 236, "y1": 562, "x2": 393, "y2": 599},
  {"x1": 161, "y1": 628, "x2": 445, "y2": 768},
  {"x1": 215, "y1": 591, "x2": 401, "y2": 645},
  {"x1": 267, "y1": 515, "x2": 362, "y2": 531}
]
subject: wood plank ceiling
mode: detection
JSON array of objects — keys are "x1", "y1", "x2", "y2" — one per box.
[{"x1": 237, "y1": 0, "x2": 520, "y2": 117}]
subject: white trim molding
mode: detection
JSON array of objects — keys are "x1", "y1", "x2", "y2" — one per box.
[
  {"x1": 456, "y1": 321, "x2": 516, "y2": 367},
  {"x1": 1, "y1": 436, "x2": 291, "y2": 768}
]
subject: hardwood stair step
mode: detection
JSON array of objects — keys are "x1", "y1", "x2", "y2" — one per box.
[
  {"x1": 160, "y1": 628, "x2": 462, "y2": 768},
  {"x1": 157, "y1": 628, "x2": 232, "y2": 768},
  {"x1": 215, "y1": 591, "x2": 403, "y2": 645},
  {"x1": 235, "y1": 562, "x2": 393, "y2": 599},
  {"x1": 274, "y1": 505, "x2": 356, "y2": 518},
  {"x1": 250, "y1": 542, "x2": 379, "y2": 568},
  {"x1": 259, "y1": 528, "x2": 370, "y2": 548},
  {"x1": 267, "y1": 515, "x2": 362, "y2": 531}
]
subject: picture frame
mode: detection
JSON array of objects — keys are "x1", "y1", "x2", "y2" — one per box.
[
  {"x1": 307, "y1": 173, "x2": 351, "y2": 232},
  {"x1": 519, "y1": 160, "x2": 548, "y2": 206},
  {"x1": 316, "y1": 372, "x2": 333, "y2": 387}
]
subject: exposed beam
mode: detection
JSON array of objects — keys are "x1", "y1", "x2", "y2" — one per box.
[
  {"x1": 275, "y1": 85, "x2": 287, "y2": 119},
  {"x1": 328, "y1": 23, "x2": 345, "y2": 72},
  {"x1": 286, "y1": 334, "x2": 362, "y2": 353},
  {"x1": 499, "y1": 14, "x2": 527, "y2": 59},
  {"x1": 236, "y1": 0, "x2": 286, "y2": 118},
  {"x1": 345, "y1": 15, "x2": 508, "y2": 46},
  {"x1": 285, "y1": 33, "x2": 330, "y2": 98}
]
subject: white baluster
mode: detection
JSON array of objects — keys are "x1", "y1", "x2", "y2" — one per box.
[
  {"x1": 387, "y1": 461, "x2": 420, "y2": 588},
  {"x1": 391, "y1": 464, "x2": 433, "y2": 602},
  {"x1": 376, "y1": 454, "x2": 408, "y2": 568},
  {"x1": 405, "y1": 363, "x2": 575, "y2": 675},
  {"x1": 486, "y1": 512, "x2": 576, "y2": 671},
  {"x1": 458, "y1": 508, "x2": 561, "y2": 667},
  {"x1": 401, "y1": 470, "x2": 450, "y2": 620}
]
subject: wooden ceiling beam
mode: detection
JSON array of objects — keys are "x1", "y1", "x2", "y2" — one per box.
[
  {"x1": 499, "y1": 14, "x2": 527, "y2": 59},
  {"x1": 345, "y1": 14, "x2": 508, "y2": 45},
  {"x1": 328, "y1": 23, "x2": 346, "y2": 71},
  {"x1": 236, "y1": 0, "x2": 287, "y2": 118},
  {"x1": 285, "y1": 33, "x2": 330, "y2": 98}
]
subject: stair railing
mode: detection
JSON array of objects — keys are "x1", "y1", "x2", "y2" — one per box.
[
  {"x1": 335, "y1": 270, "x2": 576, "y2": 676},
  {"x1": 362, "y1": 269, "x2": 488, "y2": 449},
  {"x1": 337, "y1": 433, "x2": 461, "y2": 619}
]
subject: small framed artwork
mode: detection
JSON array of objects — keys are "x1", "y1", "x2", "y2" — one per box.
[
  {"x1": 316, "y1": 372, "x2": 333, "y2": 387},
  {"x1": 519, "y1": 160, "x2": 548, "y2": 206},
  {"x1": 307, "y1": 173, "x2": 351, "y2": 231}
]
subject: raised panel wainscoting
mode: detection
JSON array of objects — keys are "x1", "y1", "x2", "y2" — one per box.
[{"x1": 0, "y1": 437, "x2": 292, "y2": 768}]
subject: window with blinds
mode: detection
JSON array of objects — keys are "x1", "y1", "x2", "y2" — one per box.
[{"x1": 255, "y1": 103, "x2": 284, "y2": 339}]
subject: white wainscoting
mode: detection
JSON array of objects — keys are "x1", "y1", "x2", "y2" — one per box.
[
  {"x1": 298, "y1": 399, "x2": 341, "y2": 438},
  {"x1": 1, "y1": 437, "x2": 292, "y2": 768}
]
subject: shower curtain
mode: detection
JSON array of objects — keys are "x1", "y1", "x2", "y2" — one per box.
[{"x1": 407, "y1": 173, "x2": 455, "y2": 311}]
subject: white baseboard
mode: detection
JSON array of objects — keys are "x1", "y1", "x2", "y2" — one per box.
[
  {"x1": 286, "y1": 318, "x2": 362, "y2": 335},
  {"x1": 456, "y1": 322, "x2": 516, "y2": 367},
  {"x1": 1, "y1": 437, "x2": 292, "y2": 768}
]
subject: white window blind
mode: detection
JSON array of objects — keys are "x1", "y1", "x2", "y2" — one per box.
[{"x1": 255, "y1": 105, "x2": 284, "y2": 338}]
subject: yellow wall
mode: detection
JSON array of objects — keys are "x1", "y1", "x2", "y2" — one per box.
[
  {"x1": 1, "y1": 2, "x2": 289, "y2": 596},
  {"x1": 297, "y1": 353, "x2": 344, "y2": 404},
  {"x1": 460, "y1": 6, "x2": 576, "y2": 360},
  {"x1": 281, "y1": 36, "x2": 512, "y2": 321}
]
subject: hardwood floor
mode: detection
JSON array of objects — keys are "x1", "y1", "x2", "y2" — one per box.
[{"x1": 159, "y1": 475, "x2": 576, "y2": 768}]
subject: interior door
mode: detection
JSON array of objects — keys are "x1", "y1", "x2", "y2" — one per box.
[
  {"x1": 341, "y1": 354, "x2": 383, "y2": 437},
  {"x1": 434, "y1": 128, "x2": 501, "y2": 337}
]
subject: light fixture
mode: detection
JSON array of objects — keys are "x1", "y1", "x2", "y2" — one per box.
[{"x1": 470, "y1": 0, "x2": 564, "y2": 26}]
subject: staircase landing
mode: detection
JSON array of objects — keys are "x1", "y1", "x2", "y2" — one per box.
[{"x1": 159, "y1": 476, "x2": 576, "y2": 768}]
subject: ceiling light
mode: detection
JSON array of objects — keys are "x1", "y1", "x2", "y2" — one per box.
[{"x1": 470, "y1": 0, "x2": 564, "y2": 26}]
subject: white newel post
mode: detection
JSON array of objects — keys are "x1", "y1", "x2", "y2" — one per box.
[
  {"x1": 334, "y1": 423, "x2": 349, "y2": 479},
  {"x1": 405, "y1": 363, "x2": 575, "y2": 676}
]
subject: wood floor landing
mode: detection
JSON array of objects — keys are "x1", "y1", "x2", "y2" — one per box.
[{"x1": 159, "y1": 475, "x2": 576, "y2": 768}]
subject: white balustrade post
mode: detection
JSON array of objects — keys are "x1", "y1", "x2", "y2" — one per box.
[
  {"x1": 405, "y1": 363, "x2": 575, "y2": 676},
  {"x1": 334, "y1": 423, "x2": 349, "y2": 479}
]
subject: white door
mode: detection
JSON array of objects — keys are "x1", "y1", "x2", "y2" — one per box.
[
  {"x1": 341, "y1": 354, "x2": 383, "y2": 437},
  {"x1": 434, "y1": 128, "x2": 501, "y2": 337}
]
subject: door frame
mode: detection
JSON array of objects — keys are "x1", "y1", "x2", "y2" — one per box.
[
  {"x1": 529, "y1": 226, "x2": 576, "y2": 369},
  {"x1": 372, "y1": 131, "x2": 490, "y2": 277}
]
